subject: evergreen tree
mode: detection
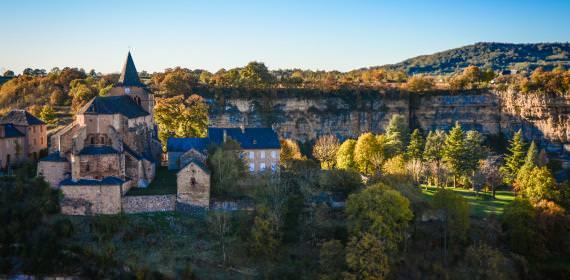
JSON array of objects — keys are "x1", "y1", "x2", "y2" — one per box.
[
  {"x1": 524, "y1": 141, "x2": 538, "y2": 167},
  {"x1": 443, "y1": 122, "x2": 467, "y2": 187},
  {"x1": 500, "y1": 130, "x2": 526, "y2": 185},
  {"x1": 406, "y1": 129, "x2": 424, "y2": 160},
  {"x1": 464, "y1": 130, "x2": 487, "y2": 175},
  {"x1": 423, "y1": 130, "x2": 447, "y2": 187},
  {"x1": 385, "y1": 114, "x2": 409, "y2": 155}
]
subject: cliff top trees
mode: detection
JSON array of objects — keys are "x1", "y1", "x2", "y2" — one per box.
[
  {"x1": 240, "y1": 62, "x2": 274, "y2": 88},
  {"x1": 405, "y1": 75, "x2": 435, "y2": 92}
]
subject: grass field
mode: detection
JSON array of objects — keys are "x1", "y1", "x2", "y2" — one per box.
[
  {"x1": 125, "y1": 166, "x2": 177, "y2": 196},
  {"x1": 421, "y1": 185, "x2": 515, "y2": 218}
]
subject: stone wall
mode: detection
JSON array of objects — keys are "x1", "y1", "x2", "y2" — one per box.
[
  {"x1": 122, "y1": 194, "x2": 176, "y2": 214},
  {"x1": 60, "y1": 184, "x2": 122, "y2": 215},
  {"x1": 37, "y1": 160, "x2": 70, "y2": 188},
  {"x1": 177, "y1": 162, "x2": 210, "y2": 208}
]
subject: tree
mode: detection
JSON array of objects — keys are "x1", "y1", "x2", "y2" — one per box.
[
  {"x1": 534, "y1": 200, "x2": 570, "y2": 256},
  {"x1": 406, "y1": 129, "x2": 425, "y2": 183},
  {"x1": 385, "y1": 114, "x2": 409, "y2": 155},
  {"x1": 313, "y1": 135, "x2": 340, "y2": 170},
  {"x1": 456, "y1": 243, "x2": 513, "y2": 280},
  {"x1": 524, "y1": 141, "x2": 538, "y2": 167},
  {"x1": 432, "y1": 189, "x2": 470, "y2": 265},
  {"x1": 443, "y1": 122, "x2": 467, "y2": 187},
  {"x1": 319, "y1": 240, "x2": 346, "y2": 280},
  {"x1": 345, "y1": 232, "x2": 390, "y2": 280},
  {"x1": 464, "y1": 130, "x2": 487, "y2": 175},
  {"x1": 3, "y1": 70, "x2": 14, "y2": 77},
  {"x1": 423, "y1": 130, "x2": 447, "y2": 186},
  {"x1": 240, "y1": 62, "x2": 273, "y2": 88},
  {"x1": 354, "y1": 133, "x2": 387, "y2": 176},
  {"x1": 500, "y1": 130, "x2": 526, "y2": 185},
  {"x1": 514, "y1": 165, "x2": 558, "y2": 204},
  {"x1": 479, "y1": 156, "x2": 503, "y2": 198},
  {"x1": 503, "y1": 199, "x2": 542, "y2": 257},
  {"x1": 208, "y1": 140, "x2": 246, "y2": 196},
  {"x1": 250, "y1": 206, "x2": 280, "y2": 258},
  {"x1": 159, "y1": 67, "x2": 195, "y2": 96},
  {"x1": 346, "y1": 183, "x2": 413, "y2": 252},
  {"x1": 208, "y1": 211, "x2": 232, "y2": 267},
  {"x1": 336, "y1": 139, "x2": 357, "y2": 171},
  {"x1": 154, "y1": 94, "x2": 208, "y2": 150},
  {"x1": 405, "y1": 75, "x2": 435, "y2": 92},
  {"x1": 319, "y1": 169, "x2": 363, "y2": 195},
  {"x1": 39, "y1": 105, "x2": 57, "y2": 125},
  {"x1": 279, "y1": 139, "x2": 303, "y2": 167}
]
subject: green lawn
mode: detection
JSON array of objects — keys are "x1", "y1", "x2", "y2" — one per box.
[
  {"x1": 421, "y1": 185, "x2": 515, "y2": 218},
  {"x1": 125, "y1": 166, "x2": 177, "y2": 196}
]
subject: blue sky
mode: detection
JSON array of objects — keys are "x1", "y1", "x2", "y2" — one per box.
[{"x1": 1, "y1": 0, "x2": 569, "y2": 74}]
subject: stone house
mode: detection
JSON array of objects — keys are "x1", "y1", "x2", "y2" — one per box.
[
  {"x1": 176, "y1": 158, "x2": 210, "y2": 211},
  {"x1": 167, "y1": 127, "x2": 281, "y2": 172},
  {"x1": 37, "y1": 52, "x2": 162, "y2": 215},
  {"x1": 0, "y1": 110, "x2": 47, "y2": 169}
]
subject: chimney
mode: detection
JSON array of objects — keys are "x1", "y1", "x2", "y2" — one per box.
[{"x1": 223, "y1": 129, "x2": 227, "y2": 143}]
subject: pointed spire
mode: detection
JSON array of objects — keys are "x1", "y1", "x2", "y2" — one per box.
[{"x1": 118, "y1": 51, "x2": 144, "y2": 87}]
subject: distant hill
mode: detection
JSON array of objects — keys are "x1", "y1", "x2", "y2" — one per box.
[{"x1": 381, "y1": 42, "x2": 570, "y2": 75}]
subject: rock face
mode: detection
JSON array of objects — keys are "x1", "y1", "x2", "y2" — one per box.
[{"x1": 204, "y1": 89, "x2": 570, "y2": 153}]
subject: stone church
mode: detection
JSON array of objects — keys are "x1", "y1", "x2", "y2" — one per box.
[{"x1": 38, "y1": 52, "x2": 162, "y2": 215}]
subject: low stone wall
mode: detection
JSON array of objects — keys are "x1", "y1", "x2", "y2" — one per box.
[{"x1": 122, "y1": 194, "x2": 176, "y2": 214}]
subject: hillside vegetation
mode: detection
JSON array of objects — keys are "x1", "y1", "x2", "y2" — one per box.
[{"x1": 381, "y1": 42, "x2": 570, "y2": 75}]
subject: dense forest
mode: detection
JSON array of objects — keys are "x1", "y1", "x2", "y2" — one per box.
[{"x1": 380, "y1": 42, "x2": 570, "y2": 75}]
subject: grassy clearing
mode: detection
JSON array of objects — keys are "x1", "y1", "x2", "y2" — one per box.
[
  {"x1": 126, "y1": 166, "x2": 177, "y2": 196},
  {"x1": 421, "y1": 185, "x2": 515, "y2": 218}
]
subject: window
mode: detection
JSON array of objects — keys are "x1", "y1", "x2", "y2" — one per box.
[
  {"x1": 260, "y1": 151, "x2": 265, "y2": 159},
  {"x1": 260, "y1": 163, "x2": 266, "y2": 171},
  {"x1": 249, "y1": 151, "x2": 254, "y2": 159},
  {"x1": 249, "y1": 163, "x2": 255, "y2": 172},
  {"x1": 191, "y1": 177, "x2": 196, "y2": 186},
  {"x1": 271, "y1": 163, "x2": 277, "y2": 171},
  {"x1": 271, "y1": 151, "x2": 277, "y2": 158}
]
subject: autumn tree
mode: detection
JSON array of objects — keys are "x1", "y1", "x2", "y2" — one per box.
[
  {"x1": 479, "y1": 156, "x2": 503, "y2": 198},
  {"x1": 354, "y1": 133, "x2": 388, "y2": 176},
  {"x1": 503, "y1": 199, "x2": 541, "y2": 256},
  {"x1": 345, "y1": 232, "x2": 390, "y2": 280},
  {"x1": 514, "y1": 165, "x2": 558, "y2": 204},
  {"x1": 456, "y1": 243, "x2": 513, "y2": 280},
  {"x1": 432, "y1": 189, "x2": 470, "y2": 265},
  {"x1": 312, "y1": 135, "x2": 340, "y2": 169},
  {"x1": 406, "y1": 129, "x2": 425, "y2": 183},
  {"x1": 405, "y1": 75, "x2": 435, "y2": 92},
  {"x1": 423, "y1": 130, "x2": 447, "y2": 186},
  {"x1": 336, "y1": 139, "x2": 357, "y2": 171},
  {"x1": 279, "y1": 139, "x2": 303, "y2": 167},
  {"x1": 157, "y1": 67, "x2": 196, "y2": 96},
  {"x1": 154, "y1": 94, "x2": 208, "y2": 150},
  {"x1": 39, "y1": 105, "x2": 57, "y2": 125},
  {"x1": 240, "y1": 62, "x2": 273, "y2": 88}
]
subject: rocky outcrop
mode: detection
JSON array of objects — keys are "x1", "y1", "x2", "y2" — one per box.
[{"x1": 204, "y1": 89, "x2": 570, "y2": 153}]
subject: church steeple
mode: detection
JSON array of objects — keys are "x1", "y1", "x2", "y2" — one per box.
[{"x1": 118, "y1": 51, "x2": 144, "y2": 87}]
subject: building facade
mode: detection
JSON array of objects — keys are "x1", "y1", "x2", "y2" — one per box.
[
  {"x1": 37, "y1": 52, "x2": 162, "y2": 215},
  {"x1": 0, "y1": 110, "x2": 46, "y2": 169}
]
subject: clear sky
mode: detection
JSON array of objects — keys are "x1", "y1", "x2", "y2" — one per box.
[{"x1": 1, "y1": 0, "x2": 569, "y2": 74}]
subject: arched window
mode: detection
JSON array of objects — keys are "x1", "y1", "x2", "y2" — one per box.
[{"x1": 90, "y1": 137, "x2": 95, "y2": 145}]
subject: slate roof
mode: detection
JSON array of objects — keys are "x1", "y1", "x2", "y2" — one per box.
[
  {"x1": 167, "y1": 127, "x2": 280, "y2": 152},
  {"x1": 180, "y1": 158, "x2": 210, "y2": 174},
  {"x1": 77, "y1": 95, "x2": 149, "y2": 118},
  {"x1": 40, "y1": 151, "x2": 68, "y2": 162},
  {"x1": 117, "y1": 52, "x2": 145, "y2": 87},
  {"x1": 0, "y1": 109, "x2": 45, "y2": 126},
  {"x1": 60, "y1": 176, "x2": 125, "y2": 186},
  {"x1": 1, "y1": 123, "x2": 25, "y2": 138},
  {"x1": 123, "y1": 143, "x2": 154, "y2": 161},
  {"x1": 79, "y1": 146, "x2": 120, "y2": 155}
]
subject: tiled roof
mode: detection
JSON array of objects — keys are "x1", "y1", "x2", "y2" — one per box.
[
  {"x1": 167, "y1": 127, "x2": 280, "y2": 152},
  {"x1": 1, "y1": 124, "x2": 25, "y2": 138},
  {"x1": 79, "y1": 146, "x2": 120, "y2": 155},
  {"x1": 60, "y1": 176, "x2": 125, "y2": 186},
  {"x1": 40, "y1": 151, "x2": 68, "y2": 162},
  {"x1": 117, "y1": 52, "x2": 145, "y2": 87},
  {"x1": 77, "y1": 95, "x2": 149, "y2": 119},
  {"x1": 0, "y1": 109, "x2": 44, "y2": 126}
]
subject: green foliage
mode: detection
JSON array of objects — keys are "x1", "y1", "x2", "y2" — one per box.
[
  {"x1": 318, "y1": 169, "x2": 363, "y2": 195},
  {"x1": 423, "y1": 130, "x2": 446, "y2": 163},
  {"x1": 345, "y1": 232, "x2": 390, "y2": 280},
  {"x1": 39, "y1": 104, "x2": 57, "y2": 125},
  {"x1": 432, "y1": 189, "x2": 470, "y2": 242},
  {"x1": 280, "y1": 139, "x2": 303, "y2": 168},
  {"x1": 208, "y1": 139, "x2": 246, "y2": 196},
  {"x1": 500, "y1": 129, "x2": 526, "y2": 185},
  {"x1": 319, "y1": 240, "x2": 346, "y2": 280},
  {"x1": 503, "y1": 199, "x2": 542, "y2": 257},
  {"x1": 154, "y1": 94, "x2": 208, "y2": 150},
  {"x1": 456, "y1": 243, "x2": 514, "y2": 280},
  {"x1": 250, "y1": 206, "x2": 280, "y2": 258},
  {"x1": 524, "y1": 141, "x2": 538, "y2": 167},
  {"x1": 385, "y1": 114, "x2": 409, "y2": 155},
  {"x1": 240, "y1": 61, "x2": 274, "y2": 88},
  {"x1": 406, "y1": 129, "x2": 424, "y2": 160},
  {"x1": 346, "y1": 183, "x2": 413, "y2": 251},
  {"x1": 514, "y1": 165, "x2": 558, "y2": 204},
  {"x1": 443, "y1": 122, "x2": 467, "y2": 184},
  {"x1": 336, "y1": 139, "x2": 357, "y2": 170}
]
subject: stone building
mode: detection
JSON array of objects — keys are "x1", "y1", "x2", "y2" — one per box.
[
  {"x1": 37, "y1": 52, "x2": 162, "y2": 215},
  {"x1": 0, "y1": 110, "x2": 46, "y2": 169},
  {"x1": 176, "y1": 157, "x2": 210, "y2": 210},
  {"x1": 167, "y1": 127, "x2": 281, "y2": 172}
]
